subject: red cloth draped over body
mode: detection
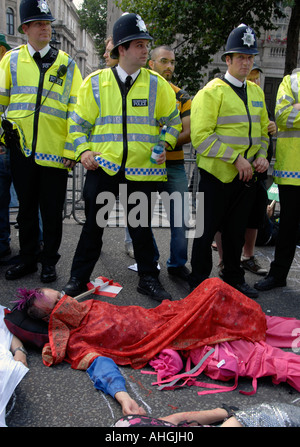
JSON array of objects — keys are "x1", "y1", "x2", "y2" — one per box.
[{"x1": 42, "y1": 278, "x2": 266, "y2": 370}]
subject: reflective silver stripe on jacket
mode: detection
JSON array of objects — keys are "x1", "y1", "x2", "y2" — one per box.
[
  {"x1": 217, "y1": 114, "x2": 262, "y2": 125},
  {"x1": 8, "y1": 50, "x2": 75, "y2": 114},
  {"x1": 277, "y1": 129, "x2": 300, "y2": 138},
  {"x1": 276, "y1": 72, "x2": 300, "y2": 128},
  {"x1": 71, "y1": 72, "x2": 179, "y2": 167}
]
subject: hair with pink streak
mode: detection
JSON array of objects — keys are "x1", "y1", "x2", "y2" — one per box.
[
  {"x1": 13, "y1": 288, "x2": 59, "y2": 320},
  {"x1": 13, "y1": 288, "x2": 45, "y2": 311}
]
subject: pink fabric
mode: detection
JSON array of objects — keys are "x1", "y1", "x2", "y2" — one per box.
[
  {"x1": 190, "y1": 339, "x2": 300, "y2": 394},
  {"x1": 265, "y1": 315, "x2": 300, "y2": 348},
  {"x1": 148, "y1": 349, "x2": 183, "y2": 381},
  {"x1": 147, "y1": 315, "x2": 300, "y2": 395}
]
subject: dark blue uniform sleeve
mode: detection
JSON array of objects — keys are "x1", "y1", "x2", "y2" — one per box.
[{"x1": 86, "y1": 356, "x2": 127, "y2": 398}]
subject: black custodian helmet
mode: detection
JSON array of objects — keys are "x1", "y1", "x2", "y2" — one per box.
[
  {"x1": 222, "y1": 24, "x2": 258, "y2": 61},
  {"x1": 111, "y1": 13, "x2": 153, "y2": 58},
  {"x1": 18, "y1": 0, "x2": 55, "y2": 34}
]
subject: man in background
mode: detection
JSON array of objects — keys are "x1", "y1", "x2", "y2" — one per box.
[{"x1": 149, "y1": 46, "x2": 191, "y2": 282}]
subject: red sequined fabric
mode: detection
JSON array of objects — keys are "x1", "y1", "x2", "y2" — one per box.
[{"x1": 42, "y1": 278, "x2": 266, "y2": 370}]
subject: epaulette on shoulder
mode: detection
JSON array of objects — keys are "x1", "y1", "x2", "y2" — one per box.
[
  {"x1": 204, "y1": 76, "x2": 227, "y2": 89},
  {"x1": 10, "y1": 45, "x2": 23, "y2": 52},
  {"x1": 87, "y1": 69, "x2": 102, "y2": 80}
]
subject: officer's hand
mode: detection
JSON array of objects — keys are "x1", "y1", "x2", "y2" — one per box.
[
  {"x1": 153, "y1": 148, "x2": 167, "y2": 165},
  {"x1": 81, "y1": 150, "x2": 102, "y2": 170},
  {"x1": 63, "y1": 158, "x2": 76, "y2": 169},
  {"x1": 268, "y1": 120, "x2": 277, "y2": 136},
  {"x1": 253, "y1": 157, "x2": 269, "y2": 174},
  {"x1": 234, "y1": 155, "x2": 253, "y2": 182},
  {"x1": 293, "y1": 103, "x2": 300, "y2": 111}
]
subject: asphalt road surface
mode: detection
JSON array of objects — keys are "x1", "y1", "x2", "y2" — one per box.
[{"x1": 1, "y1": 217, "x2": 300, "y2": 429}]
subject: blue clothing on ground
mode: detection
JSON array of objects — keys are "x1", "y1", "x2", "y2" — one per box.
[{"x1": 87, "y1": 356, "x2": 127, "y2": 398}]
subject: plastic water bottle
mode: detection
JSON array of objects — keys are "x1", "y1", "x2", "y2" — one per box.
[{"x1": 150, "y1": 125, "x2": 167, "y2": 164}]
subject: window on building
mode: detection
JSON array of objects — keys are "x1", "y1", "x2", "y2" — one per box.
[{"x1": 6, "y1": 7, "x2": 14, "y2": 35}]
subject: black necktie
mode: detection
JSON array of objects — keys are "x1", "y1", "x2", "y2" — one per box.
[
  {"x1": 125, "y1": 75, "x2": 132, "y2": 92},
  {"x1": 33, "y1": 52, "x2": 42, "y2": 69}
]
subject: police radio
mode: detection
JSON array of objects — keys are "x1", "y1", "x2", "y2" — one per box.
[{"x1": 57, "y1": 64, "x2": 68, "y2": 77}]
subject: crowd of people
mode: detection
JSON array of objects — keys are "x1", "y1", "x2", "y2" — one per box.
[
  {"x1": 0, "y1": 0, "x2": 300, "y2": 428},
  {"x1": 1, "y1": 1, "x2": 299, "y2": 300}
]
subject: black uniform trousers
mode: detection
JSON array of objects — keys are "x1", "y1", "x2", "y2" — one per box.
[
  {"x1": 269, "y1": 184, "x2": 300, "y2": 281},
  {"x1": 70, "y1": 167, "x2": 160, "y2": 283},
  {"x1": 190, "y1": 168, "x2": 257, "y2": 287},
  {"x1": 10, "y1": 147, "x2": 68, "y2": 266}
]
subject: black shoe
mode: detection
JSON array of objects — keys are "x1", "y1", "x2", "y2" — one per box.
[
  {"x1": 64, "y1": 277, "x2": 88, "y2": 297},
  {"x1": 254, "y1": 275, "x2": 286, "y2": 291},
  {"x1": 168, "y1": 265, "x2": 190, "y2": 281},
  {"x1": 41, "y1": 265, "x2": 57, "y2": 283},
  {"x1": 5, "y1": 262, "x2": 38, "y2": 280},
  {"x1": 0, "y1": 247, "x2": 11, "y2": 258},
  {"x1": 234, "y1": 282, "x2": 259, "y2": 299},
  {"x1": 137, "y1": 275, "x2": 172, "y2": 301}
]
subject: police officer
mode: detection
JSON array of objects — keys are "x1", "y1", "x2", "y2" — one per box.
[
  {"x1": 188, "y1": 24, "x2": 269, "y2": 298},
  {"x1": 63, "y1": 13, "x2": 181, "y2": 301},
  {"x1": 0, "y1": 0, "x2": 82, "y2": 282},
  {"x1": 255, "y1": 68, "x2": 300, "y2": 291},
  {"x1": 103, "y1": 35, "x2": 135, "y2": 259},
  {"x1": 149, "y1": 45, "x2": 191, "y2": 281}
]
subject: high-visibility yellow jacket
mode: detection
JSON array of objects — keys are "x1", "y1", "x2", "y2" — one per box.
[
  {"x1": 274, "y1": 69, "x2": 300, "y2": 186},
  {"x1": 0, "y1": 45, "x2": 82, "y2": 168},
  {"x1": 191, "y1": 77, "x2": 269, "y2": 183},
  {"x1": 68, "y1": 67, "x2": 181, "y2": 181}
]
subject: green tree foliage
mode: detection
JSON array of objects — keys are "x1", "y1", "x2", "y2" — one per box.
[
  {"x1": 77, "y1": 0, "x2": 107, "y2": 53},
  {"x1": 117, "y1": 0, "x2": 288, "y2": 94}
]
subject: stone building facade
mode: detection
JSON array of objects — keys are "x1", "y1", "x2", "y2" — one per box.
[{"x1": 1, "y1": 0, "x2": 99, "y2": 77}]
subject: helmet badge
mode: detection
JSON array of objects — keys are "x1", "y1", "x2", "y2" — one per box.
[
  {"x1": 242, "y1": 27, "x2": 255, "y2": 47},
  {"x1": 37, "y1": 0, "x2": 50, "y2": 14},
  {"x1": 136, "y1": 14, "x2": 147, "y2": 33}
]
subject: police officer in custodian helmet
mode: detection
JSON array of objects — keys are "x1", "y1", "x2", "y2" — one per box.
[
  {"x1": 64, "y1": 13, "x2": 182, "y2": 301},
  {"x1": 188, "y1": 24, "x2": 270, "y2": 299},
  {"x1": 0, "y1": 0, "x2": 83, "y2": 283}
]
